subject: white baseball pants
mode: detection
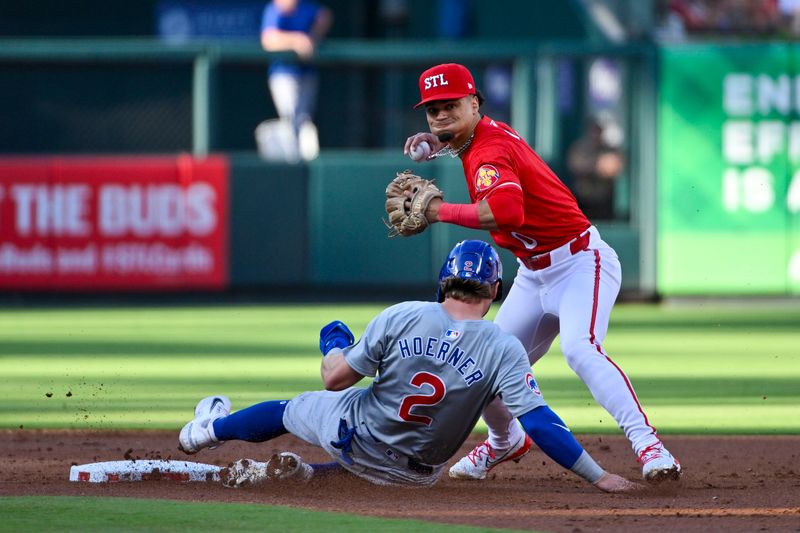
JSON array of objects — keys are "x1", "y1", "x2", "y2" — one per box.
[{"x1": 486, "y1": 226, "x2": 660, "y2": 456}]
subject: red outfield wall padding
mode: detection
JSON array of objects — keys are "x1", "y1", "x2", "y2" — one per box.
[{"x1": 0, "y1": 154, "x2": 229, "y2": 290}]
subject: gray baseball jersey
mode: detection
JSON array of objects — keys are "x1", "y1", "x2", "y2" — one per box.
[
  {"x1": 283, "y1": 301, "x2": 547, "y2": 485},
  {"x1": 346, "y1": 301, "x2": 545, "y2": 463}
]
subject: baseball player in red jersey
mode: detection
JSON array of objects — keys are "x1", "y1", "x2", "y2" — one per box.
[{"x1": 403, "y1": 63, "x2": 681, "y2": 483}]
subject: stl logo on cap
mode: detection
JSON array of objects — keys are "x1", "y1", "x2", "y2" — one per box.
[
  {"x1": 475, "y1": 165, "x2": 500, "y2": 192},
  {"x1": 415, "y1": 63, "x2": 477, "y2": 108}
]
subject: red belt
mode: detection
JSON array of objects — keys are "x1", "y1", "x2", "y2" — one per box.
[{"x1": 520, "y1": 231, "x2": 591, "y2": 271}]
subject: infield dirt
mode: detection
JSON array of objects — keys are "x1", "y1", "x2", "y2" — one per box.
[{"x1": 1, "y1": 430, "x2": 798, "y2": 532}]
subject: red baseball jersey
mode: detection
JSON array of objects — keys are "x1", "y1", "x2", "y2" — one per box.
[{"x1": 461, "y1": 116, "x2": 590, "y2": 257}]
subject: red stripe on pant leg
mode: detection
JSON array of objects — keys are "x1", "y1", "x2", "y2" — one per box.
[
  {"x1": 588, "y1": 250, "x2": 601, "y2": 345},
  {"x1": 602, "y1": 352, "x2": 656, "y2": 432},
  {"x1": 588, "y1": 249, "x2": 656, "y2": 433}
]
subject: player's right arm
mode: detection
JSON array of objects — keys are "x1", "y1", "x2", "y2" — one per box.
[
  {"x1": 319, "y1": 320, "x2": 364, "y2": 390},
  {"x1": 320, "y1": 351, "x2": 363, "y2": 390},
  {"x1": 317, "y1": 305, "x2": 396, "y2": 391},
  {"x1": 403, "y1": 132, "x2": 446, "y2": 157}
]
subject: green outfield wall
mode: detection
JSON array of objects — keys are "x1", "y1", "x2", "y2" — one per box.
[
  {"x1": 226, "y1": 153, "x2": 640, "y2": 293},
  {"x1": 659, "y1": 44, "x2": 800, "y2": 295}
]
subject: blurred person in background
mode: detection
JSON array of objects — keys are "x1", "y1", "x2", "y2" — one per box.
[
  {"x1": 437, "y1": 0, "x2": 474, "y2": 39},
  {"x1": 566, "y1": 115, "x2": 625, "y2": 221},
  {"x1": 779, "y1": 0, "x2": 800, "y2": 35},
  {"x1": 664, "y1": 0, "x2": 780, "y2": 37},
  {"x1": 258, "y1": 0, "x2": 332, "y2": 161}
]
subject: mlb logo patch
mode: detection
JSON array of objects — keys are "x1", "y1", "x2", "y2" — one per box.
[
  {"x1": 444, "y1": 329, "x2": 460, "y2": 340},
  {"x1": 475, "y1": 164, "x2": 500, "y2": 192},
  {"x1": 525, "y1": 372, "x2": 541, "y2": 396}
]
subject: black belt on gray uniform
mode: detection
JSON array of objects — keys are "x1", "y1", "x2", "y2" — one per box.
[{"x1": 407, "y1": 458, "x2": 434, "y2": 475}]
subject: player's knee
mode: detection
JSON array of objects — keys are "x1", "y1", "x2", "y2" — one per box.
[
  {"x1": 560, "y1": 337, "x2": 598, "y2": 372},
  {"x1": 560, "y1": 335, "x2": 587, "y2": 356}
]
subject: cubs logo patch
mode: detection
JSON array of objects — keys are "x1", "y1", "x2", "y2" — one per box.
[
  {"x1": 524, "y1": 372, "x2": 541, "y2": 396},
  {"x1": 475, "y1": 164, "x2": 500, "y2": 192}
]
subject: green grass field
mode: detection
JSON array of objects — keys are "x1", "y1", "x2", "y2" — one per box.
[
  {"x1": 0, "y1": 496, "x2": 529, "y2": 533},
  {"x1": 1, "y1": 302, "x2": 798, "y2": 433},
  {"x1": 2, "y1": 301, "x2": 798, "y2": 532}
]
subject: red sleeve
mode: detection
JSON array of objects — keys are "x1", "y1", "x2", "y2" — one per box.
[
  {"x1": 471, "y1": 142, "x2": 524, "y2": 229},
  {"x1": 485, "y1": 187, "x2": 524, "y2": 229},
  {"x1": 438, "y1": 202, "x2": 482, "y2": 229}
]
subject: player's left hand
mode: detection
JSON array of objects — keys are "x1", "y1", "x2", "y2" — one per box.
[
  {"x1": 593, "y1": 472, "x2": 643, "y2": 493},
  {"x1": 319, "y1": 320, "x2": 355, "y2": 356},
  {"x1": 384, "y1": 170, "x2": 444, "y2": 237}
]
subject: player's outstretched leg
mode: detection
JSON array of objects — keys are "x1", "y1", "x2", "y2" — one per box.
[
  {"x1": 178, "y1": 396, "x2": 231, "y2": 454},
  {"x1": 221, "y1": 452, "x2": 314, "y2": 488}
]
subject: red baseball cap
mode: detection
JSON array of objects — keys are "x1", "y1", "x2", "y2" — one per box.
[{"x1": 414, "y1": 63, "x2": 477, "y2": 108}]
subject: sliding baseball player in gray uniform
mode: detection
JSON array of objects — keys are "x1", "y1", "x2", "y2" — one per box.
[{"x1": 179, "y1": 240, "x2": 637, "y2": 492}]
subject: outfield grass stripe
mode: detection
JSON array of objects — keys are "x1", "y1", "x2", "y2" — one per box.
[
  {"x1": 4, "y1": 403, "x2": 797, "y2": 433},
  {"x1": 4, "y1": 350, "x2": 798, "y2": 378},
  {"x1": 1, "y1": 303, "x2": 799, "y2": 433}
]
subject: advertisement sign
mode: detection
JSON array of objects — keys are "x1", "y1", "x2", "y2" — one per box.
[
  {"x1": 156, "y1": 1, "x2": 263, "y2": 42},
  {"x1": 658, "y1": 44, "x2": 800, "y2": 294},
  {"x1": 0, "y1": 155, "x2": 229, "y2": 290}
]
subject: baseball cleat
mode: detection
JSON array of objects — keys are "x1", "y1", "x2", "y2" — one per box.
[
  {"x1": 178, "y1": 395, "x2": 231, "y2": 454},
  {"x1": 221, "y1": 452, "x2": 314, "y2": 488},
  {"x1": 639, "y1": 441, "x2": 682, "y2": 483},
  {"x1": 449, "y1": 433, "x2": 533, "y2": 480},
  {"x1": 221, "y1": 458, "x2": 268, "y2": 488}
]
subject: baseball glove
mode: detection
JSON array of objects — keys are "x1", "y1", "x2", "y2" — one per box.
[{"x1": 384, "y1": 170, "x2": 444, "y2": 237}]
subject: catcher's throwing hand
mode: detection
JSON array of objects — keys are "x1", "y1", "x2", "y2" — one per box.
[{"x1": 384, "y1": 170, "x2": 444, "y2": 237}]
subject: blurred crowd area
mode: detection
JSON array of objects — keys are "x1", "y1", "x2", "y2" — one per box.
[
  {"x1": 657, "y1": 0, "x2": 800, "y2": 40},
  {"x1": 6, "y1": 0, "x2": 795, "y2": 224}
]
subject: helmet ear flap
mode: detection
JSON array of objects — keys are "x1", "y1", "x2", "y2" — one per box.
[{"x1": 436, "y1": 254, "x2": 456, "y2": 302}]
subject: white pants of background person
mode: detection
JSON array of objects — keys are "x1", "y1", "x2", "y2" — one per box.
[{"x1": 268, "y1": 72, "x2": 319, "y2": 161}]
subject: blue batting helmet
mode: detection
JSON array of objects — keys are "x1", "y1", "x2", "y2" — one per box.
[{"x1": 436, "y1": 240, "x2": 503, "y2": 302}]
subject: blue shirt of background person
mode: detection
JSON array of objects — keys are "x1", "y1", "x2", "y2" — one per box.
[{"x1": 261, "y1": 0, "x2": 330, "y2": 76}]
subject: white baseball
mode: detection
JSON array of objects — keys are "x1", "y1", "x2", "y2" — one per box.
[{"x1": 409, "y1": 141, "x2": 432, "y2": 162}]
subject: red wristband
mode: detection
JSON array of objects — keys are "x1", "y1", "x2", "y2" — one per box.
[{"x1": 437, "y1": 202, "x2": 481, "y2": 229}]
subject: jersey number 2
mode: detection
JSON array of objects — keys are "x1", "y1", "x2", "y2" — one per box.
[{"x1": 398, "y1": 372, "x2": 446, "y2": 426}]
